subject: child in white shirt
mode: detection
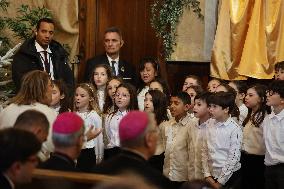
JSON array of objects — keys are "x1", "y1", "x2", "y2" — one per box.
[
  {"x1": 202, "y1": 91, "x2": 242, "y2": 189},
  {"x1": 263, "y1": 80, "x2": 284, "y2": 189}
]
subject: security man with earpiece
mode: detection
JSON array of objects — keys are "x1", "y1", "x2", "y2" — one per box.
[{"x1": 12, "y1": 18, "x2": 74, "y2": 94}]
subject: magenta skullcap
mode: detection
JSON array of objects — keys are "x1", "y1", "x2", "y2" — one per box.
[
  {"x1": 53, "y1": 112, "x2": 84, "y2": 134},
  {"x1": 119, "y1": 111, "x2": 149, "y2": 141}
]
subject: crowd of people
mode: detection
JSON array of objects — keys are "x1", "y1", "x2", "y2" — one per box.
[{"x1": 0, "y1": 18, "x2": 284, "y2": 189}]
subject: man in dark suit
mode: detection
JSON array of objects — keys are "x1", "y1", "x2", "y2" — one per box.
[
  {"x1": 84, "y1": 27, "x2": 135, "y2": 83},
  {"x1": 93, "y1": 111, "x2": 175, "y2": 189},
  {"x1": 0, "y1": 128, "x2": 41, "y2": 189},
  {"x1": 12, "y1": 18, "x2": 74, "y2": 93}
]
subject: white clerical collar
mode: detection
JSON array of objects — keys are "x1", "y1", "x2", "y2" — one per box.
[{"x1": 35, "y1": 41, "x2": 52, "y2": 54}]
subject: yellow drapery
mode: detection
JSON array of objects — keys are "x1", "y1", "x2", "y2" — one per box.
[{"x1": 211, "y1": 0, "x2": 284, "y2": 80}]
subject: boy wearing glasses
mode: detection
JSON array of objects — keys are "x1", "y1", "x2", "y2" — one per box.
[{"x1": 263, "y1": 80, "x2": 284, "y2": 189}]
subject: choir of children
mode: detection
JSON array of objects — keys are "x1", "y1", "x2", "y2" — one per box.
[{"x1": 1, "y1": 59, "x2": 284, "y2": 189}]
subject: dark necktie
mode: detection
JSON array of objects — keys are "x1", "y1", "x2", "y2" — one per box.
[
  {"x1": 43, "y1": 51, "x2": 50, "y2": 73},
  {"x1": 111, "y1": 60, "x2": 116, "y2": 75}
]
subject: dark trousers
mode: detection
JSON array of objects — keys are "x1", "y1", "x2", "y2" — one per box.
[
  {"x1": 222, "y1": 169, "x2": 241, "y2": 189},
  {"x1": 265, "y1": 163, "x2": 284, "y2": 189},
  {"x1": 241, "y1": 152, "x2": 265, "y2": 189},
  {"x1": 104, "y1": 147, "x2": 121, "y2": 160},
  {"x1": 76, "y1": 148, "x2": 96, "y2": 172}
]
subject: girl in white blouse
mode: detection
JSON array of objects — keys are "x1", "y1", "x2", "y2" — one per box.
[
  {"x1": 74, "y1": 83, "x2": 103, "y2": 172},
  {"x1": 137, "y1": 57, "x2": 160, "y2": 110},
  {"x1": 241, "y1": 84, "x2": 271, "y2": 189},
  {"x1": 104, "y1": 83, "x2": 138, "y2": 159},
  {"x1": 91, "y1": 64, "x2": 113, "y2": 113}
]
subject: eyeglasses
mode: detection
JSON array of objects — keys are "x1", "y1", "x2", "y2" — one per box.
[{"x1": 115, "y1": 93, "x2": 130, "y2": 99}]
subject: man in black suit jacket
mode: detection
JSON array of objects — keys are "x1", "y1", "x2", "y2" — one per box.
[
  {"x1": 93, "y1": 111, "x2": 175, "y2": 189},
  {"x1": 0, "y1": 128, "x2": 41, "y2": 189},
  {"x1": 12, "y1": 18, "x2": 74, "y2": 93},
  {"x1": 84, "y1": 27, "x2": 135, "y2": 83}
]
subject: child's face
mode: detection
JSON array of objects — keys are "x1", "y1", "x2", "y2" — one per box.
[
  {"x1": 186, "y1": 87, "x2": 197, "y2": 105},
  {"x1": 229, "y1": 82, "x2": 245, "y2": 104},
  {"x1": 170, "y1": 96, "x2": 189, "y2": 120},
  {"x1": 75, "y1": 87, "x2": 91, "y2": 111},
  {"x1": 207, "y1": 79, "x2": 220, "y2": 92},
  {"x1": 50, "y1": 84, "x2": 64, "y2": 107},
  {"x1": 93, "y1": 67, "x2": 108, "y2": 88},
  {"x1": 275, "y1": 68, "x2": 284, "y2": 80},
  {"x1": 140, "y1": 63, "x2": 157, "y2": 84},
  {"x1": 245, "y1": 88, "x2": 261, "y2": 110},
  {"x1": 209, "y1": 104, "x2": 228, "y2": 122},
  {"x1": 149, "y1": 81, "x2": 163, "y2": 92},
  {"x1": 115, "y1": 87, "x2": 130, "y2": 111},
  {"x1": 182, "y1": 78, "x2": 197, "y2": 91},
  {"x1": 144, "y1": 93, "x2": 154, "y2": 113},
  {"x1": 193, "y1": 99, "x2": 208, "y2": 119},
  {"x1": 107, "y1": 79, "x2": 121, "y2": 100},
  {"x1": 266, "y1": 90, "x2": 283, "y2": 107}
]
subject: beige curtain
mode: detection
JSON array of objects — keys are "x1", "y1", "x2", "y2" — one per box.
[
  {"x1": 211, "y1": 0, "x2": 284, "y2": 80},
  {"x1": 0, "y1": 0, "x2": 79, "y2": 75}
]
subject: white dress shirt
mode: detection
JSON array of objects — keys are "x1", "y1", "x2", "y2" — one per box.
[
  {"x1": 242, "y1": 119, "x2": 265, "y2": 155},
  {"x1": 263, "y1": 109, "x2": 284, "y2": 166},
  {"x1": 187, "y1": 118, "x2": 214, "y2": 181},
  {"x1": 202, "y1": 117, "x2": 242, "y2": 185},
  {"x1": 76, "y1": 110, "x2": 103, "y2": 163},
  {"x1": 163, "y1": 114, "x2": 193, "y2": 181},
  {"x1": 104, "y1": 110, "x2": 128, "y2": 149},
  {"x1": 137, "y1": 86, "x2": 149, "y2": 111},
  {"x1": 35, "y1": 41, "x2": 54, "y2": 79}
]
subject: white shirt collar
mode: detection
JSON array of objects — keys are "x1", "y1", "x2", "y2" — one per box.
[
  {"x1": 35, "y1": 41, "x2": 52, "y2": 53},
  {"x1": 269, "y1": 108, "x2": 284, "y2": 121},
  {"x1": 3, "y1": 173, "x2": 15, "y2": 189},
  {"x1": 106, "y1": 54, "x2": 119, "y2": 63}
]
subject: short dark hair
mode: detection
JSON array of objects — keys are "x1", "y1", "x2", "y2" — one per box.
[
  {"x1": 36, "y1": 18, "x2": 54, "y2": 31},
  {"x1": 0, "y1": 128, "x2": 41, "y2": 172},
  {"x1": 208, "y1": 91, "x2": 238, "y2": 115},
  {"x1": 268, "y1": 80, "x2": 284, "y2": 98},
  {"x1": 184, "y1": 75, "x2": 203, "y2": 87},
  {"x1": 194, "y1": 91, "x2": 211, "y2": 105},
  {"x1": 171, "y1": 91, "x2": 191, "y2": 105},
  {"x1": 104, "y1": 26, "x2": 123, "y2": 38},
  {"x1": 14, "y1": 110, "x2": 49, "y2": 133},
  {"x1": 275, "y1": 61, "x2": 284, "y2": 71}
]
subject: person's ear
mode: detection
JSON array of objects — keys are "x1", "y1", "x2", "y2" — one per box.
[
  {"x1": 120, "y1": 39, "x2": 124, "y2": 47},
  {"x1": 224, "y1": 107, "x2": 229, "y2": 114},
  {"x1": 60, "y1": 94, "x2": 65, "y2": 100},
  {"x1": 184, "y1": 104, "x2": 191, "y2": 112},
  {"x1": 10, "y1": 161, "x2": 22, "y2": 176}
]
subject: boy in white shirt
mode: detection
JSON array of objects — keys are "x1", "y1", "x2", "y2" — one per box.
[
  {"x1": 263, "y1": 80, "x2": 284, "y2": 189},
  {"x1": 188, "y1": 92, "x2": 213, "y2": 180},
  {"x1": 163, "y1": 92, "x2": 193, "y2": 182},
  {"x1": 202, "y1": 91, "x2": 242, "y2": 189}
]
